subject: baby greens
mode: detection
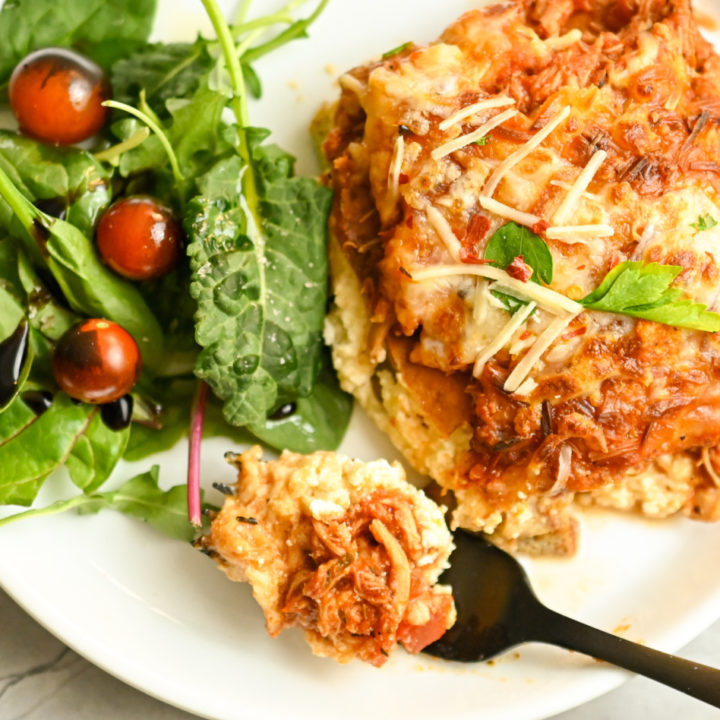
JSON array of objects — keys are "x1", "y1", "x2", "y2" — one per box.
[{"x1": 0, "y1": 0, "x2": 350, "y2": 539}]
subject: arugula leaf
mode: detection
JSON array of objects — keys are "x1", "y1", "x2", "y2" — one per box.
[
  {"x1": 691, "y1": 214, "x2": 718, "y2": 232},
  {"x1": 580, "y1": 261, "x2": 720, "y2": 332},
  {"x1": 0, "y1": 466, "x2": 209, "y2": 542},
  {"x1": 0, "y1": 0, "x2": 158, "y2": 86},
  {"x1": 249, "y1": 351, "x2": 353, "y2": 453},
  {"x1": 484, "y1": 222, "x2": 553, "y2": 284},
  {"x1": 186, "y1": 144, "x2": 331, "y2": 426}
]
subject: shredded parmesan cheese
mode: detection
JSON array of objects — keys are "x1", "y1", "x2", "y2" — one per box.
[
  {"x1": 504, "y1": 313, "x2": 576, "y2": 392},
  {"x1": 544, "y1": 29, "x2": 582, "y2": 51},
  {"x1": 483, "y1": 106, "x2": 571, "y2": 197},
  {"x1": 412, "y1": 264, "x2": 583, "y2": 315},
  {"x1": 472, "y1": 280, "x2": 488, "y2": 323},
  {"x1": 545, "y1": 224, "x2": 614, "y2": 241},
  {"x1": 339, "y1": 73, "x2": 364, "y2": 96},
  {"x1": 425, "y1": 207, "x2": 461, "y2": 261},
  {"x1": 432, "y1": 108, "x2": 517, "y2": 161},
  {"x1": 478, "y1": 196, "x2": 540, "y2": 228},
  {"x1": 552, "y1": 150, "x2": 607, "y2": 225},
  {"x1": 549, "y1": 179, "x2": 598, "y2": 201},
  {"x1": 438, "y1": 96, "x2": 515, "y2": 132},
  {"x1": 473, "y1": 301, "x2": 537, "y2": 377},
  {"x1": 549, "y1": 443, "x2": 573, "y2": 494},
  {"x1": 388, "y1": 135, "x2": 405, "y2": 204},
  {"x1": 513, "y1": 377, "x2": 538, "y2": 396},
  {"x1": 702, "y1": 447, "x2": 720, "y2": 488}
]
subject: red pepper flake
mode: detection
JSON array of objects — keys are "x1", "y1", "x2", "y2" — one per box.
[
  {"x1": 561, "y1": 326, "x2": 587, "y2": 341},
  {"x1": 459, "y1": 248, "x2": 492, "y2": 264},
  {"x1": 405, "y1": 213, "x2": 414, "y2": 229},
  {"x1": 519, "y1": 330, "x2": 532, "y2": 341},
  {"x1": 506, "y1": 255, "x2": 533, "y2": 282},
  {"x1": 576, "y1": 264, "x2": 586, "y2": 270},
  {"x1": 459, "y1": 213, "x2": 491, "y2": 263},
  {"x1": 532, "y1": 219, "x2": 550, "y2": 235},
  {"x1": 399, "y1": 173, "x2": 410, "y2": 184}
]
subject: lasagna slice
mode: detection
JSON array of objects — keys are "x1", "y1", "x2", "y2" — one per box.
[
  {"x1": 323, "y1": 0, "x2": 720, "y2": 554},
  {"x1": 200, "y1": 447, "x2": 455, "y2": 666}
]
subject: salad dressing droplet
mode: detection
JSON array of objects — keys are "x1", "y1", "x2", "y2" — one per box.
[
  {"x1": 0, "y1": 320, "x2": 29, "y2": 407},
  {"x1": 100, "y1": 394, "x2": 133, "y2": 431},
  {"x1": 269, "y1": 402, "x2": 297, "y2": 420},
  {"x1": 21, "y1": 389, "x2": 54, "y2": 415}
]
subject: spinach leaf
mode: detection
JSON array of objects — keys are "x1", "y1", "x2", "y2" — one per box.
[
  {"x1": 65, "y1": 411, "x2": 130, "y2": 494},
  {"x1": 0, "y1": 0, "x2": 158, "y2": 86},
  {"x1": 186, "y1": 145, "x2": 332, "y2": 426},
  {"x1": 0, "y1": 131, "x2": 112, "y2": 236},
  {"x1": 0, "y1": 164, "x2": 165, "y2": 372},
  {"x1": 249, "y1": 351, "x2": 353, "y2": 453},
  {"x1": 580, "y1": 261, "x2": 720, "y2": 332},
  {"x1": 0, "y1": 393, "x2": 93, "y2": 505},
  {"x1": 484, "y1": 221, "x2": 553, "y2": 284}
]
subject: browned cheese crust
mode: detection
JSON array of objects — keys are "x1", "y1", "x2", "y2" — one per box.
[
  {"x1": 201, "y1": 447, "x2": 455, "y2": 666},
  {"x1": 323, "y1": 0, "x2": 720, "y2": 554}
]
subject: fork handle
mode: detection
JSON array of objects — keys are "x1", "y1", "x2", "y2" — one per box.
[{"x1": 530, "y1": 604, "x2": 720, "y2": 708}]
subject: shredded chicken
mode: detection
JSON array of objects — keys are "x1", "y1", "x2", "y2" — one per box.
[{"x1": 199, "y1": 447, "x2": 455, "y2": 666}]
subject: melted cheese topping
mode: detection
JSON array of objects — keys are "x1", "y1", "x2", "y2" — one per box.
[{"x1": 483, "y1": 106, "x2": 571, "y2": 197}]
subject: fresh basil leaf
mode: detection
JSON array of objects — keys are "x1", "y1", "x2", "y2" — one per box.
[
  {"x1": 0, "y1": 393, "x2": 93, "y2": 506},
  {"x1": 249, "y1": 351, "x2": 353, "y2": 453},
  {"x1": 76, "y1": 465, "x2": 205, "y2": 541},
  {"x1": 580, "y1": 261, "x2": 720, "y2": 332},
  {"x1": 490, "y1": 289, "x2": 528, "y2": 316},
  {"x1": 484, "y1": 221, "x2": 553, "y2": 285},
  {"x1": 66, "y1": 411, "x2": 130, "y2": 494},
  {"x1": 186, "y1": 142, "x2": 332, "y2": 427},
  {"x1": 0, "y1": 0, "x2": 158, "y2": 86}
]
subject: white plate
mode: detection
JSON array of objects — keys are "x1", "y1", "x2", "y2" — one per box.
[{"x1": 2, "y1": 1, "x2": 720, "y2": 719}]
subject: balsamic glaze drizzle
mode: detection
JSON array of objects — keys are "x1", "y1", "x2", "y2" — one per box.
[{"x1": 0, "y1": 321, "x2": 29, "y2": 407}]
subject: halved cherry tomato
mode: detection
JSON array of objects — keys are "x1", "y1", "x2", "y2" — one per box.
[
  {"x1": 96, "y1": 196, "x2": 182, "y2": 280},
  {"x1": 52, "y1": 319, "x2": 141, "y2": 404},
  {"x1": 9, "y1": 48, "x2": 111, "y2": 145}
]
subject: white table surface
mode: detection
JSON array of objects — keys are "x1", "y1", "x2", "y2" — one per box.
[{"x1": 1, "y1": 587, "x2": 718, "y2": 720}]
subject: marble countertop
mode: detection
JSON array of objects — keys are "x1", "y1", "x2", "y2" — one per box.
[{"x1": 1, "y1": 587, "x2": 718, "y2": 720}]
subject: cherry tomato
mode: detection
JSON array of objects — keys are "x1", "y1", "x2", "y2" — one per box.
[
  {"x1": 9, "y1": 47, "x2": 110, "y2": 145},
  {"x1": 52, "y1": 319, "x2": 141, "y2": 404},
  {"x1": 96, "y1": 196, "x2": 183, "y2": 280}
]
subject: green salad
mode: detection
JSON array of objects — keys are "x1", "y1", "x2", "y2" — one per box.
[{"x1": 0, "y1": 0, "x2": 351, "y2": 539}]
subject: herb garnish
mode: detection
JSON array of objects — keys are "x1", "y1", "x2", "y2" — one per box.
[
  {"x1": 382, "y1": 41, "x2": 412, "y2": 59},
  {"x1": 579, "y1": 261, "x2": 720, "y2": 332},
  {"x1": 0, "y1": 0, "x2": 351, "y2": 538},
  {"x1": 483, "y1": 221, "x2": 553, "y2": 314},
  {"x1": 691, "y1": 214, "x2": 718, "y2": 232}
]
